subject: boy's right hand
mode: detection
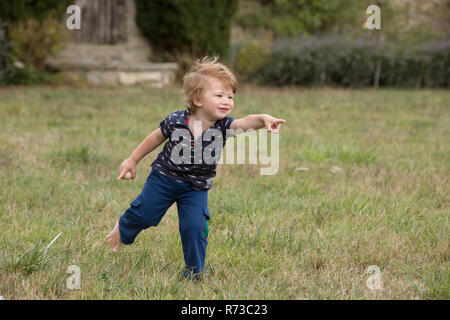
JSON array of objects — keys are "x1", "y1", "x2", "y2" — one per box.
[{"x1": 117, "y1": 157, "x2": 137, "y2": 180}]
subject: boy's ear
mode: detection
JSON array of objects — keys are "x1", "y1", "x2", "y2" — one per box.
[{"x1": 192, "y1": 93, "x2": 202, "y2": 107}]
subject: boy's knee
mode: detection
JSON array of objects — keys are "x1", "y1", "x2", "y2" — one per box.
[
  {"x1": 179, "y1": 220, "x2": 207, "y2": 238},
  {"x1": 121, "y1": 200, "x2": 160, "y2": 231}
]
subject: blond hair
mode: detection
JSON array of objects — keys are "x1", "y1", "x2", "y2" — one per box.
[{"x1": 183, "y1": 56, "x2": 237, "y2": 113}]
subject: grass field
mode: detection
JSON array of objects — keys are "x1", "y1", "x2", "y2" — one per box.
[{"x1": 0, "y1": 85, "x2": 448, "y2": 299}]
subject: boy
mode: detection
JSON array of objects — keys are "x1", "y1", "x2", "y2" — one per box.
[{"x1": 106, "y1": 56, "x2": 286, "y2": 279}]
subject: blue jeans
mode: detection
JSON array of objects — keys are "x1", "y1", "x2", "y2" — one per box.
[{"x1": 118, "y1": 169, "x2": 210, "y2": 278}]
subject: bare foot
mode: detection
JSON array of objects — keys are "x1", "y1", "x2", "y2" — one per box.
[{"x1": 106, "y1": 221, "x2": 121, "y2": 252}]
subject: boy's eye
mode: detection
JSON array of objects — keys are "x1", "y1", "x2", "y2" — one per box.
[{"x1": 216, "y1": 94, "x2": 233, "y2": 99}]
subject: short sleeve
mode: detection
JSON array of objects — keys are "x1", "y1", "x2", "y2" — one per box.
[
  {"x1": 159, "y1": 113, "x2": 174, "y2": 138},
  {"x1": 222, "y1": 115, "x2": 234, "y2": 130},
  {"x1": 220, "y1": 115, "x2": 235, "y2": 140}
]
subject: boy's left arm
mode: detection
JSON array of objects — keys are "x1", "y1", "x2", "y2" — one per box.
[{"x1": 230, "y1": 114, "x2": 287, "y2": 133}]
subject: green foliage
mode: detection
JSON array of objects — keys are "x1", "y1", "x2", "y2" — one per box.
[
  {"x1": 2, "y1": 16, "x2": 69, "y2": 84},
  {"x1": 0, "y1": 0, "x2": 71, "y2": 22},
  {"x1": 8, "y1": 17, "x2": 68, "y2": 70},
  {"x1": 0, "y1": 18, "x2": 10, "y2": 80},
  {"x1": 4, "y1": 64, "x2": 52, "y2": 85},
  {"x1": 235, "y1": 0, "x2": 365, "y2": 37},
  {"x1": 270, "y1": 0, "x2": 351, "y2": 36},
  {"x1": 234, "y1": 0, "x2": 272, "y2": 30},
  {"x1": 249, "y1": 36, "x2": 450, "y2": 88},
  {"x1": 419, "y1": 42, "x2": 450, "y2": 88},
  {"x1": 135, "y1": 0, "x2": 238, "y2": 59},
  {"x1": 234, "y1": 39, "x2": 271, "y2": 76},
  {"x1": 0, "y1": 1, "x2": 71, "y2": 85},
  {"x1": 235, "y1": 0, "x2": 447, "y2": 54}
]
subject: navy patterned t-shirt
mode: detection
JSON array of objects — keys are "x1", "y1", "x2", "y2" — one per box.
[{"x1": 151, "y1": 109, "x2": 235, "y2": 190}]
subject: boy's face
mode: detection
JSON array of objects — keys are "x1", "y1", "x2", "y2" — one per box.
[{"x1": 194, "y1": 77, "x2": 234, "y2": 120}]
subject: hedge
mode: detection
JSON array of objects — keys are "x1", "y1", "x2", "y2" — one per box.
[
  {"x1": 135, "y1": 0, "x2": 238, "y2": 59},
  {"x1": 248, "y1": 36, "x2": 450, "y2": 88},
  {"x1": 0, "y1": 18, "x2": 9, "y2": 79}
]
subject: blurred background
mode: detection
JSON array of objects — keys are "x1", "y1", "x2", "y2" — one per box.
[{"x1": 0, "y1": 0, "x2": 448, "y2": 88}]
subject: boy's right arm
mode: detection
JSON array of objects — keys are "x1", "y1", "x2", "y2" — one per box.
[{"x1": 117, "y1": 128, "x2": 167, "y2": 180}]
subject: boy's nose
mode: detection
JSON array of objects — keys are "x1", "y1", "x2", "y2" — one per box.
[{"x1": 223, "y1": 98, "x2": 233, "y2": 107}]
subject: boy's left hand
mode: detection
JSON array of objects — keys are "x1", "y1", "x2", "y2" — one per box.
[{"x1": 263, "y1": 115, "x2": 287, "y2": 134}]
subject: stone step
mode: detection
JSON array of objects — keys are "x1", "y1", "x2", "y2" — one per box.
[
  {"x1": 46, "y1": 61, "x2": 178, "y2": 87},
  {"x1": 46, "y1": 59, "x2": 178, "y2": 72},
  {"x1": 54, "y1": 68, "x2": 177, "y2": 87},
  {"x1": 85, "y1": 69, "x2": 176, "y2": 87},
  {"x1": 46, "y1": 47, "x2": 178, "y2": 86}
]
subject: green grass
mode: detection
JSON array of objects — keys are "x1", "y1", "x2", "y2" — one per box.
[{"x1": 0, "y1": 85, "x2": 448, "y2": 299}]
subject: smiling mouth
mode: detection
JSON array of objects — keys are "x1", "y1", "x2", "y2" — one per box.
[{"x1": 218, "y1": 107, "x2": 229, "y2": 112}]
